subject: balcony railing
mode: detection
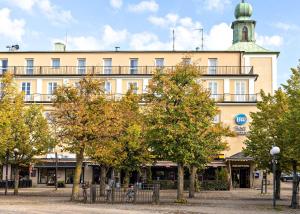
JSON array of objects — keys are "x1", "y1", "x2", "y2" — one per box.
[
  {"x1": 0, "y1": 66, "x2": 254, "y2": 76},
  {"x1": 24, "y1": 93, "x2": 258, "y2": 103}
]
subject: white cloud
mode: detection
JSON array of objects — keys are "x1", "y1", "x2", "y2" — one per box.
[
  {"x1": 128, "y1": 0, "x2": 159, "y2": 13},
  {"x1": 8, "y1": 0, "x2": 37, "y2": 12},
  {"x1": 274, "y1": 22, "x2": 299, "y2": 31},
  {"x1": 8, "y1": 0, "x2": 74, "y2": 25},
  {"x1": 202, "y1": 0, "x2": 231, "y2": 11},
  {"x1": 256, "y1": 34, "x2": 283, "y2": 47},
  {"x1": 205, "y1": 23, "x2": 232, "y2": 50},
  {"x1": 148, "y1": 13, "x2": 179, "y2": 27},
  {"x1": 110, "y1": 0, "x2": 123, "y2": 9},
  {"x1": 55, "y1": 25, "x2": 128, "y2": 50},
  {"x1": 0, "y1": 8, "x2": 26, "y2": 41},
  {"x1": 129, "y1": 32, "x2": 168, "y2": 50}
]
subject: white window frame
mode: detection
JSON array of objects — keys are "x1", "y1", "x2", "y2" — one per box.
[
  {"x1": 155, "y1": 58, "x2": 164, "y2": 68},
  {"x1": 47, "y1": 82, "x2": 58, "y2": 95},
  {"x1": 52, "y1": 58, "x2": 60, "y2": 69},
  {"x1": 104, "y1": 81, "x2": 112, "y2": 94},
  {"x1": 103, "y1": 58, "x2": 112, "y2": 74},
  {"x1": 26, "y1": 59, "x2": 34, "y2": 75},
  {"x1": 130, "y1": 58, "x2": 138, "y2": 74},
  {"x1": 182, "y1": 58, "x2": 191, "y2": 65},
  {"x1": 127, "y1": 82, "x2": 138, "y2": 94},
  {"x1": 0, "y1": 59, "x2": 8, "y2": 74},
  {"x1": 77, "y1": 58, "x2": 86, "y2": 74},
  {"x1": 208, "y1": 81, "x2": 218, "y2": 100},
  {"x1": 208, "y1": 58, "x2": 218, "y2": 74},
  {"x1": 235, "y1": 80, "x2": 247, "y2": 102}
]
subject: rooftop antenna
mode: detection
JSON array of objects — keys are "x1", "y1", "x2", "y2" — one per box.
[
  {"x1": 65, "y1": 31, "x2": 68, "y2": 51},
  {"x1": 115, "y1": 46, "x2": 120, "y2": 52},
  {"x1": 172, "y1": 29, "x2": 175, "y2": 51},
  {"x1": 195, "y1": 28, "x2": 204, "y2": 50}
]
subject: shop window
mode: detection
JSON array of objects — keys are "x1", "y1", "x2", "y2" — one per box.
[{"x1": 65, "y1": 168, "x2": 75, "y2": 184}]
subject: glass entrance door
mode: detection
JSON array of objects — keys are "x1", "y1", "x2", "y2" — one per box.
[{"x1": 232, "y1": 167, "x2": 250, "y2": 188}]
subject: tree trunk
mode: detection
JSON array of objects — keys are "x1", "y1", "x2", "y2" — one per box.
[
  {"x1": 71, "y1": 148, "x2": 84, "y2": 201},
  {"x1": 177, "y1": 163, "x2": 184, "y2": 201},
  {"x1": 275, "y1": 169, "x2": 281, "y2": 200},
  {"x1": 291, "y1": 161, "x2": 298, "y2": 209},
  {"x1": 123, "y1": 170, "x2": 130, "y2": 188},
  {"x1": 100, "y1": 166, "x2": 106, "y2": 196},
  {"x1": 189, "y1": 165, "x2": 197, "y2": 198},
  {"x1": 14, "y1": 165, "x2": 19, "y2": 195}
]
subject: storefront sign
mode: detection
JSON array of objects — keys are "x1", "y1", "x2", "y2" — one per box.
[
  {"x1": 234, "y1": 126, "x2": 247, "y2": 135},
  {"x1": 235, "y1": 114, "x2": 247, "y2": 125}
]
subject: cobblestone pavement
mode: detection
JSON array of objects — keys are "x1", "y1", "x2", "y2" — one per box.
[{"x1": 0, "y1": 183, "x2": 299, "y2": 214}]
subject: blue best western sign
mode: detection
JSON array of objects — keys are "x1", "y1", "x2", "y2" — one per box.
[{"x1": 235, "y1": 114, "x2": 247, "y2": 125}]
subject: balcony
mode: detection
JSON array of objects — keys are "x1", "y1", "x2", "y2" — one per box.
[
  {"x1": 0, "y1": 66, "x2": 254, "y2": 76},
  {"x1": 24, "y1": 93, "x2": 258, "y2": 103}
]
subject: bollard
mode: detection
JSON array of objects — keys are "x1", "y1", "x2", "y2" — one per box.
[{"x1": 90, "y1": 185, "x2": 96, "y2": 204}]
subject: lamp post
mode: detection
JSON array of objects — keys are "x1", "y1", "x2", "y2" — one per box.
[
  {"x1": 55, "y1": 151, "x2": 58, "y2": 191},
  {"x1": 270, "y1": 146, "x2": 280, "y2": 208},
  {"x1": 4, "y1": 149, "x2": 9, "y2": 195}
]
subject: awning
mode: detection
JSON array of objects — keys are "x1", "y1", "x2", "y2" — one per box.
[
  {"x1": 226, "y1": 152, "x2": 253, "y2": 162},
  {"x1": 33, "y1": 162, "x2": 77, "y2": 168},
  {"x1": 206, "y1": 161, "x2": 227, "y2": 167}
]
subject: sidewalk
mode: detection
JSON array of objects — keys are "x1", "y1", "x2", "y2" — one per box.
[{"x1": 0, "y1": 183, "x2": 298, "y2": 214}]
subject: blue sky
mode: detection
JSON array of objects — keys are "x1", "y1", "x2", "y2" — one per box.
[{"x1": 0, "y1": 0, "x2": 299, "y2": 86}]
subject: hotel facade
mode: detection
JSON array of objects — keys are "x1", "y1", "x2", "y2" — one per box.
[{"x1": 1, "y1": 1, "x2": 278, "y2": 189}]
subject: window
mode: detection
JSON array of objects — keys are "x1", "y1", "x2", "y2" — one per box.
[
  {"x1": 38, "y1": 169, "x2": 55, "y2": 185},
  {"x1": 127, "y1": 82, "x2": 138, "y2": 94},
  {"x1": 130, "y1": 58, "x2": 138, "y2": 74},
  {"x1": 213, "y1": 114, "x2": 220, "y2": 124},
  {"x1": 182, "y1": 58, "x2": 191, "y2": 65},
  {"x1": 235, "y1": 80, "x2": 246, "y2": 101},
  {"x1": 208, "y1": 58, "x2": 218, "y2": 74},
  {"x1": 0, "y1": 59, "x2": 8, "y2": 74},
  {"x1": 208, "y1": 81, "x2": 218, "y2": 100},
  {"x1": 52, "y1": 58, "x2": 60, "y2": 68},
  {"x1": 155, "y1": 58, "x2": 164, "y2": 68},
  {"x1": 65, "y1": 168, "x2": 75, "y2": 184},
  {"x1": 242, "y1": 26, "x2": 248, "y2": 41},
  {"x1": 47, "y1": 82, "x2": 58, "y2": 94},
  {"x1": 26, "y1": 59, "x2": 34, "y2": 75},
  {"x1": 103, "y1": 58, "x2": 112, "y2": 74},
  {"x1": 104, "y1": 81, "x2": 111, "y2": 94},
  {"x1": 74, "y1": 82, "x2": 80, "y2": 88},
  {"x1": 77, "y1": 59, "x2": 86, "y2": 74},
  {"x1": 22, "y1": 82, "x2": 31, "y2": 95}
]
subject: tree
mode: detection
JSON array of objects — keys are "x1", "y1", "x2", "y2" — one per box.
[
  {"x1": 0, "y1": 73, "x2": 52, "y2": 195},
  {"x1": 244, "y1": 89, "x2": 288, "y2": 200},
  {"x1": 281, "y1": 65, "x2": 300, "y2": 209},
  {"x1": 188, "y1": 122, "x2": 232, "y2": 198},
  {"x1": 144, "y1": 64, "x2": 228, "y2": 201},
  {"x1": 117, "y1": 91, "x2": 151, "y2": 187},
  {"x1": 52, "y1": 77, "x2": 106, "y2": 200},
  {"x1": 52, "y1": 77, "x2": 124, "y2": 200}
]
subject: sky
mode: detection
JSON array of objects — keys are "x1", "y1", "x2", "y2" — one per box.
[{"x1": 0, "y1": 0, "x2": 299, "y2": 86}]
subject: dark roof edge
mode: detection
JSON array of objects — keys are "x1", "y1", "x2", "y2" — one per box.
[{"x1": 0, "y1": 50, "x2": 245, "y2": 54}]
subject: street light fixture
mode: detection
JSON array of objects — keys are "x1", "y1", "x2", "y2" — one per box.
[{"x1": 270, "y1": 146, "x2": 280, "y2": 208}]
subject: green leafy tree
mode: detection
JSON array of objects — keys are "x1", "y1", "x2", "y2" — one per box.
[
  {"x1": 0, "y1": 73, "x2": 52, "y2": 195},
  {"x1": 52, "y1": 77, "x2": 123, "y2": 200},
  {"x1": 281, "y1": 65, "x2": 300, "y2": 209},
  {"x1": 144, "y1": 64, "x2": 227, "y2": 201},
  {"x1": 244, "y1": 89, "x2": 288, "y2": 199}
]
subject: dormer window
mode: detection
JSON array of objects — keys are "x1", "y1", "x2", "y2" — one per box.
[{"x1": 242, "y1": 26, "x2": 248, "y2": 41}]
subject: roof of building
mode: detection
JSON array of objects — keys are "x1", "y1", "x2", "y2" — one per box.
[
  {"x1": 228, "y1": 42, "x2": 278, "y2": 54},
  {"x1": 0, "y1": 50, "x2": 244, "y2": 54},
  {"x1": 226, "y1": 152, "x2": 253, "y2": 161}
]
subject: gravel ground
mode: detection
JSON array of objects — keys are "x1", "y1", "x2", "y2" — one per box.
[{"x1": 0, "y1": 183, "x2": 299, "y2": 214}]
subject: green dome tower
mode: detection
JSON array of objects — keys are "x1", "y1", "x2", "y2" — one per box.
[
  {"x1": 232, "y1": 0, "x2": 255, "y2": 44},
  {"x1": 229, "y1": 0, "x2": 270, "y2": 52}
]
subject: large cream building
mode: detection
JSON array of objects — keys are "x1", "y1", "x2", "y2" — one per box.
[{"x1": 1, "y1": 1, "x2": 278, "y2": 189}]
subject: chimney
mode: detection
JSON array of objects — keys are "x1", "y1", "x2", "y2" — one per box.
[{"x1": 54, "y1": 42, "x2": 66, "y2": 52}]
